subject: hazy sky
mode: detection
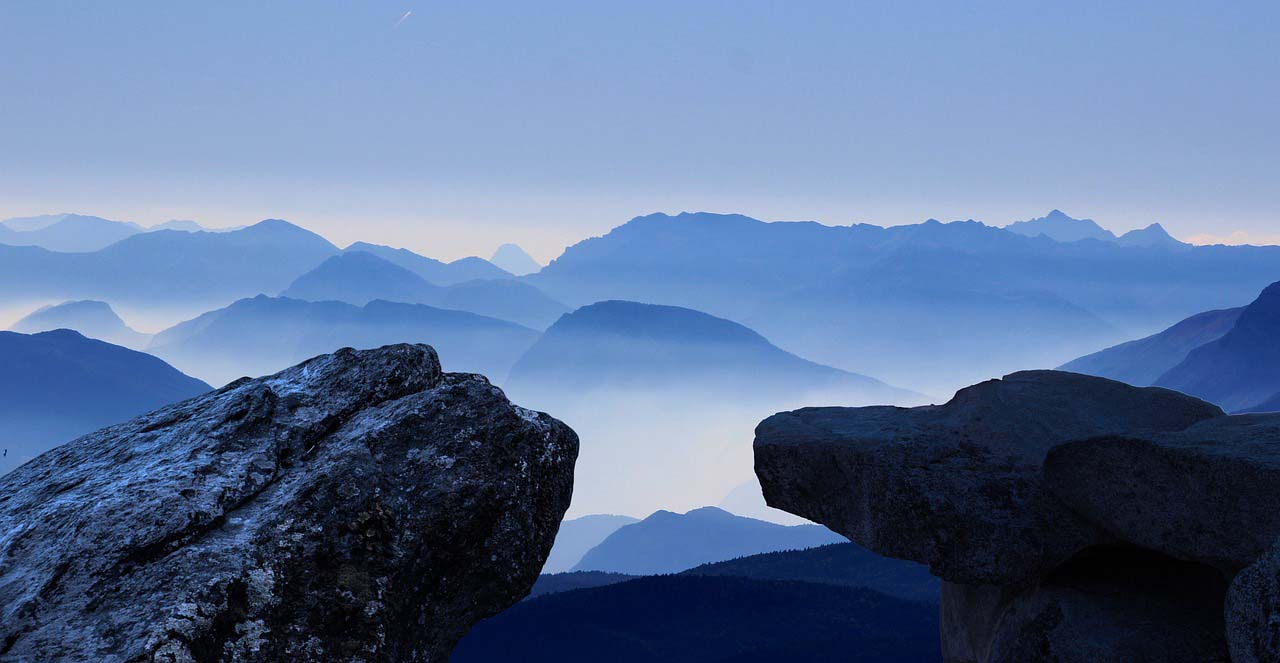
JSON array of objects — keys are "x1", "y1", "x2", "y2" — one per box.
[{"x1": 2, "y1": 1, "x2": 1277, "y2": 260}]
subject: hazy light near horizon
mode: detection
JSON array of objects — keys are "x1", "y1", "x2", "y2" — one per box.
[{"x1": 0, "y1": 2, "x2": 1275, "y2": 256}]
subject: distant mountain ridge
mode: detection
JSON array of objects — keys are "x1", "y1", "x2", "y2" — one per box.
[
  {"x1": 0, "y1": 330, "x2": 210, "y2": 475},
  {"x1": 543, "y1": 514, "x2": 641, "y2": 573},
  {"x1": 507, "y1": 300, "x2": 910, "y2": 400},
  {"x1": 1005, "y1": 209, "x2": 1116, "y2": 242},
  {"x1": 1156, "y1": 281, "x2": 1280, "y2": 411},
  {"x1": 148, "y1": 295, "x2": 540, "y2": 386},
  {"x1": 490, "y1": 243, "x2": 542, "y2": 276},
  {"x1": 282, "y1": 252, "x2": 568, "y2": 329},
  {"x1": 571, "y1": 506, "x2": 845, "y2": 575},
  {"x1": 345, "y1": 241, "x2": 512, "y2": 285},
  {"x1": 527, "y1": 210, "x2": 1252, "y2": 395},
  {"x1": 1059, "y1": 307, "x2": 1244, "y2": 386},
  {"x1": 0, "y1": 219, "x2": 340, "y2": 312},
  {"x1": 9, "y1": 300, "x2": 151, "y2": 350}
]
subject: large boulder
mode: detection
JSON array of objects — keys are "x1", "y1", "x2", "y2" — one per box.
[
  {"x1": 754, "y1": 370, "x2": 1221, "y2": 585},
  {"x1": 0, "y1": 344, "x2": 578, "y2": 662},
  {"x1": 754, "y1": 370, "x2": 1280, "y2": 662}
]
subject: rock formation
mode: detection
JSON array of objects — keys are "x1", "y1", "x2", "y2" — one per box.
[
  {"x1": 755, "y1": 369, "x2": 1280, "y2": 662},
  {"x1": 0, "y1": 344, "x2": 578, "y2": 662}
]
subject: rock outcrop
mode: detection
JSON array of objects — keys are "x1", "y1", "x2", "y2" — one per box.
[
  {"x1": 755, "y1": 369, "x2": 1280, "y2": 662},
  {"x1": 0, "y1": 344, "x2": 578, "y2": 662}
]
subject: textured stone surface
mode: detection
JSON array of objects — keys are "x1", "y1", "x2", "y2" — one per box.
[
  {"x1": 753, "y1": 369, "x2": 1277, "y2": 662},
  {"x1": 1227, "y1": 544, "x2": 1280, "y2": 663},
  {"x1": 754, "y1": 370, "x2": 1222, "y2": 585},
  {"x1": 976, "y1": 547, "x2": 1228, "y2": 663},
  {"x1": 1045, "y1": 414, "x2": 1280, "y2": 572},
  {"x1": 0, "y1": 344, "x2": 578, "y2": 662}
]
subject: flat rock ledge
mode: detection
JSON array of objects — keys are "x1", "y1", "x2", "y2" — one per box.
[
  {"x1": 756, "y1": 369, "x2": 1280, "y2": 662},
  {"x1": 0, "y1": 344, "x2": 578, "y2": 662}
]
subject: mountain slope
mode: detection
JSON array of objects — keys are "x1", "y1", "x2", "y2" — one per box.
[
  {"x1": 571, "y1": 506, "x2": 845, "y2": 575},
  {"x1": 543, "y1": 514, "x2": 640, "y2": 573},
  {"x1": 148, "y1": 296, "x2": 540, "y2": 386},
  {"x1": 452, "y1": 575, "x2": 941, "y2": 663},
  {"x1": 490, "y1": 243, "x2": 541, "y2": 275},
  {"x1": 1157, "y1": 281, "x2": 1280, "y2": 411},
  {"x1": 0, "y1": 214, "x2": 142, "y2": 252},
  {"x1": 9, "y1": 300, "x2": 151, "y2": 349},
  {"x1": 280, "y1": 251, "x2": 444, "y2": 305},
  {"x1": 1059, "y1": 307, "x2": 1244, "y2": 386},
  {"x1": 681, "y1": 542, "x2": 939, "y2": 604},
  {"x1": 282, "y1": 252, "x2": 568, "y2": 328},
  {"x1": 0, "y1": 330, "x2": 210, "y2": 474},
  {"x1": 507, "y1": 300, "x2": 908, "y2": 400},
  {"x1": 345, "y1": 242, "x2": 512, "y2": 285},
  {"x1": 1117, "y1": 223, "x2": 1189, "y2": 249}
]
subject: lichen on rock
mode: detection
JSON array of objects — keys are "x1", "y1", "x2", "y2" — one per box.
[{"x1": 0, "y1": 344, "x2": 578, "y2": 662}]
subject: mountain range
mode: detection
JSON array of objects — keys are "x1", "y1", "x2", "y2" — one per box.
[
  {"x1": 0, "y1": 330, "x2": 209, "y2": 475},
  {"x1": 9, "y1": 300, "x2": 151, "y2": 350},
  {"x1": 507, "y1": 300, "x2": 910, "y2": 401},
  {"x1": 281, "y1": 251, "x2": 568, "y2": 329},
  {"x1": 571, "y1": 506, "x2": 845, "y2": 575},
  {"x1": 0, "y1": 214, "x2": 231, "y2": 253},
  {"x1": 1063, "y1": 280, "x2": 1280, "y2": 412},
  {"x1": 526, "y1": 211, "x2": 1278, "y2": 394},
  {"x1": 345, "y1": 241, "x2": 512, "y2": 285},
  {"x1": 146, "y1": 295, "x2": 540, "y2": 386},
  {"x1": 1005, "y1": 209, "x2": 1188, "y2": 249}
]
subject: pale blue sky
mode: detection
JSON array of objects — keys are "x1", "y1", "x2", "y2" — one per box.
[{"x1": 1, "y1": 1, "x2": 1276, "y2": 259}]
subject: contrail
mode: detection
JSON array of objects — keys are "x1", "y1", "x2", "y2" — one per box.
[{"x1": 394, "y1": 10, "x2": 413, "y2": 29}]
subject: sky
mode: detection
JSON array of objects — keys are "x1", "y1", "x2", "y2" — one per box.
[{"x1": 1, "y1": 1, "x2": 1277, "y2": 261}]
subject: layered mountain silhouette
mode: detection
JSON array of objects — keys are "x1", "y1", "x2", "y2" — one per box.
[
  {"x1": 528, "y1": 211, "x2": 1261, "y2": 394},
  {"x1": 1005, "y1": 209, "x2": 1116, "y2": 242},
  {"x1": 9, "y1": 300, "x2": 151, "y2": 350},
  {"x1": 1060, "y1": 307, "x2": 1244, "y2": 386},
  {"x1": 571, "y1": 506, "x2": 845, "y2": 575},
  {"x1": 344, "y1": 242, "x2": 511, "y2": 285},
  {"x1": 490, "y1": 243, "x2": 541, "y2": 276},
  {"x1": 502, "y1": 299, "x2": 916, "y2": 518},
  {"x1": 452, "y1": 575, "x2": 941, "y2": 663},
  {"x1": 0, "y1": 330, "x2": 210, "y2": 475},
  {"x1": 542, "y1": 514, "x2": 641, "y2": 573},
  {"x1": 1117, "y1": 223, "x2": 1188, "y2": 249},
  {"x1": 534, "y1": 541, "x2": 937, "y2": 603},
  {"x1": 0, "y1": 214, "x2": 142, "y2": 252},
  {"x1": 1156, "y1": 282, "x2": 1280, "y2": 411},
  {"x1": 507, "y1": 300, "x2": 909, "y2": 401},
  {"x1": 0, "y1": 220, "x2": 339, "y2": 312},
  {"x1": 282, "y1": 252, "x2": 568, "y2": 329},
  {"x1": 147, "y1": 295, "x2": 539, "y2": 386}
]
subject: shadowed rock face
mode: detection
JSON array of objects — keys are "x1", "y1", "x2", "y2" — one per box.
[
  {"x1": 755, "y1": 369, "x2": 1280, "y2": 662},
  {"x1": 754, "y1": 370, "x2": 1222, "y2": 586},
  {"x1": 0, "y1": 344, "x2": 578, "y2": 662}
]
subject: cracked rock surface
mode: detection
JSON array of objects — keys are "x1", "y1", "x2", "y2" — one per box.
[{"x1": 0, "y1": 343, "x2": 577, "y2": 662}]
